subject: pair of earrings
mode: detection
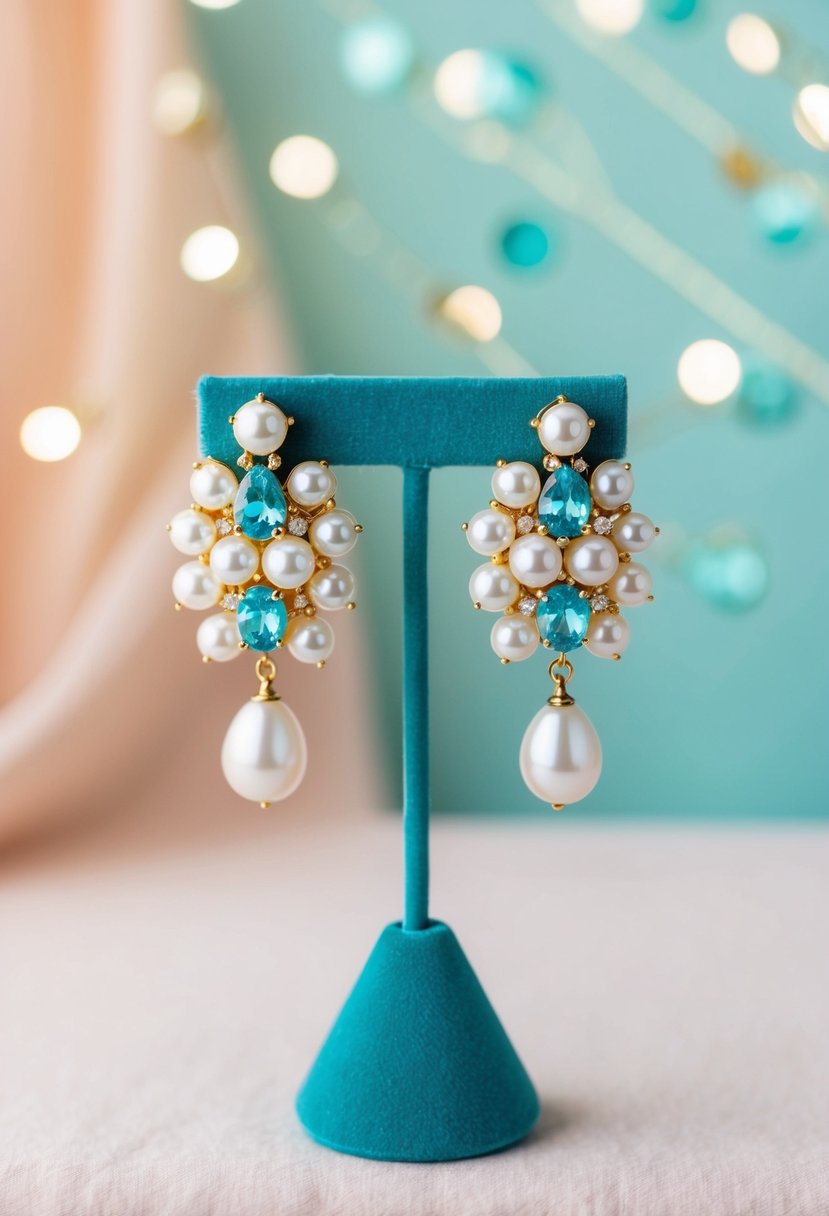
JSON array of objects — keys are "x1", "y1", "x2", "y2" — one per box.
[
  {"x1": 464, "y1": 395, "x2": 655, "y2": 810},
  {"x1": 168, "y1": 393, "x2": 361, "y2": 808},
  {"x1": 169, "y1": 393, "x2": 653, "y2": 813}
]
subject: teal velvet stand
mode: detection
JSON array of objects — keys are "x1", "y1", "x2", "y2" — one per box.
[{"x1": 197, "y1": 375, "x2": 627, "y2": 1163}]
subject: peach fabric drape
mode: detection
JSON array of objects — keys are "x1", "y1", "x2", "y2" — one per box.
[{"x1": 0, "y1": 0, "x2": 383, "y2": 846}]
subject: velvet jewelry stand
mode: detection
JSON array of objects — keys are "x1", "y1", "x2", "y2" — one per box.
[{"x1": 197, "y1": 375, "x2": 627, "y2": 1163}]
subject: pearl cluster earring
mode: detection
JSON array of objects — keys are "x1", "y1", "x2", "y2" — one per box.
[
  {"x1": 168, "y1": 393, "x2": 362, "y2": 807},
  {"x1": 464, "y1": 395, "x2": 656, "y2": 811}
]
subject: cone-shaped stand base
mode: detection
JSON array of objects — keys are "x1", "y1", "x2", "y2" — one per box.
[{"x1": 296, "y1": 920, "x2": 540, "y2": 1162}]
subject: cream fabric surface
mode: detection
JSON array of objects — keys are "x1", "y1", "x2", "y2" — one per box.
[{"x1": 2, "y1": 813, "x2": 827, "y2": 1216}]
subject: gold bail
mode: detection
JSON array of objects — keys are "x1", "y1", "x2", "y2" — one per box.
[
  {"x1": 253, "y1": 655, "x2": 279, "y2": 702},
  {"x1": 547, "y1": 655, "x2": 574, "y2": 707}
]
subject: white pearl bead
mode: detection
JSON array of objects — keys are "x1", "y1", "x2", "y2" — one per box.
[
  {"x1": 563, "y1": 534, "x2": 619, "y2": 587},
  {"x1": 232, "y1": 398, "x2": 288, "y2": 455},
  {"x1": 309, "y1": 564, "x2": 355, "y2": 610},
  {"x1": 608, "y1": 561, "x2": 652, "y2": 606},
  {"x1": 519, "y1": 702, "x2": 602, "y2": 807},
  {"x1": 286, "y1": 616, "x2": 335, "y2": 664},
  {"x1": 190, "y1": 460, "x2": 238, "y2": 510},
  {"x1": 538, "y1": 401, "x2": 591, "y2": 456},
  {"x1": 508, "y1": 533, "x2": 563, "y2": 589},
  {"x1": 169, "y1": 508, "x2": 216, "y2": 556},
  {"x1": 209, "y1": 535, "x2": 259, "y2": 586},
  {"x1": 221, "y1": 698, "x2": 307, "y2": 803},
  {"x1": 490, "y1": 614, "x2": 539, "y2": 662},
  {"x1": 286, "y1": 461, "x2": 336, "y2": 507},
  {"x1": 585, "y1": 610, "x2": 630, "y2": 659},
  {"x1": 172, "y1": 560, "x2": 222, "y2": 610},
  {"x1": 309, "y1": 509, "x2": 358, "y2": 557},
  {"x1": 466, "y1": 508, "x2": 516, "y2": 557},
  {"x1": 612, "y1": 511, "x2": 655, "y2": 553},
  {"x1": 262, "y1": 537, "x2": 316, "y2": 589},
  {"x1": 590, "y1": 460, "x2": 634, "y2": 510},
  {"x1": 197, "y1": 611, "x2": 242, "y2": 662},
  {"x1": 491, "y1": 461, "x2": 541, "y2": 509},
  {"x1": 468, "y1": 562, "x2": 519, "y2": 612}
]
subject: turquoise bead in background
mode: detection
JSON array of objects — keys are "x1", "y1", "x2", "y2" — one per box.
[
  {"x1": 537, "y1": 466, "x2": 591, "y2": 537},
  {"x1": 339, "y1": 17, "x2": 414, "y2": 96},
  {"x1": 237, "y1": 585, "x2": 288, "y2": 651},
  {"x1": 753, "y1": 181, "x2": 818, "y2": 246},
  {"x1": 537, "y1": 584, "x2": 591, "y2": 651},
  {"x1": 737, "y1": 361, "x2": 799, "y2": 428},
  {"x1": 234, "y1": 465, "x2": 287, "y2": 540},
  {"x1": 651, "y1": 0, "x2": 698, "y2": 21},
  {"x1": 685, "y1": 540, "x2": 768, "y2": 613},
  {"x1": 500, "y1": 220, "x2": 551, "y2": 269}
]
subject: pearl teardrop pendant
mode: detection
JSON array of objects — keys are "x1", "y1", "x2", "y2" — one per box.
[
  {"x1": 221, "y1": 667, "x2": 307, "y2": 807},
  {"x1": 519, "y1": 675, "x2": 602, "y2": 810}
]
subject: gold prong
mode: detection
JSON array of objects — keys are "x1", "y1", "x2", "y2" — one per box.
[
  {"x1": 461, "y1": 522, "x2": 469, "y2": 532},
  {"x1": 325, "y1": 498, "x2": 335, "y2": 511},
  {"x1": 304, "y1": 605, "x2": 316, "y2": 617},
  {"x1": 346, "y1": 601, "x2": 356, "y2": 610},
  {"x1": 198, "y1": 553, "x2": 209, "y2": 564},
  {"x1": 190, "y1": 502, "x2": 200, "y2": 511},
  {"x1": 272, "y1": 526, "x2": 285, "y2": 538},
  {"x1": 542, "y1": 639, "x2": 552, "y2": 648},
  {"x1": 553, "y1": 394, "x2": 567, "y2": 404},
  {"x1": 354, "y1": 524, "x2": 364, "y2": 533},
  {"x1": 619, "y1": 552, "x2": 631, "y2": 563},
  {"x1": 260, "y1": 801, "x2": 270, "y2": 809},
  {"x1": 654, "y1": 526, "x2": 661, "y2": 535},
  {"x1": 276, "y1": 638, "x2": 285, "y2": 648},
  {"x1": 234, "y1": 524, "x2": 243, "y2": 535},
  {"x1": 552, "y1": 803, "x2": 566, "y2": 811},
  {"x1": 271, "y1": 590, "x2": 282, "y2": 600},
  {"x1": 500, "y1": 657, "x2": 509, "y2": 665},
  {"x1": 320, "y1": 459, "x2": 329, "y2": 468},
  {"x1": 174, "y1": 602, "x2": 182, "y2": 612},
  {"x1": 579, "y1": 590, "x2": 589, "y2": 599},
  {"x1": 287, "y1": 416, "x2": 295, "y2": 426},
  {"x1": 530, "y1": 417, "x2": 540, "y2": 429},
  {"x1": 202, "y1": 655, "x2": 212, "y2": 664},
  {"x1": 621, "y1": 503, "x2": 632, "y2": 514},
  {"x1": 647, "y1": 594, "x2": 655, "y2": 602},
  {"x1": 473, "y1": 601, "x2": 481, "y2": 610},
  {"x1": 228, "y1": 415, "x2": 236, "y2": 425},
  {"x1": 612, "y1": 653, "x2": 621, "y2": 661},
  {"x1": 255, "y1": 392, "x2": 265, "y2": 402},
  {"x1": 165, "y1": 523, "x2": 172, "y2": 532},
  {"x1": 316, "y1": 660, "x2": 326, "y2": 669},
  {"x1": 537, "y1": 524, "x2": 548, "y2": 535},
  {"x1": 587, "y1": 418, "x2": 596, "y2": 428},
  {"x1": 192, "y1": 461, "x2": 202, "y2": 470},
  {"x1": 566, "y1": 576, "x2": 575, "y2": 585},
  {"x1": 556, "y1": 537, "x2": 568, "y2": 548},
  {"x1": 505, "y1": 605, "x2": 515, "y2": 615},
  {"x1": 253, "y1": 573, "x2": 262, "y2": 582},
  {"x1": 238, "y1": 641, "x2": 248, "y2": 649},
  {"x1": 496, "y1": 458, "x2": 507, "y2": 467},
  {"x1": 624, "y1": 462, "x2": 631, "y2": 470}
]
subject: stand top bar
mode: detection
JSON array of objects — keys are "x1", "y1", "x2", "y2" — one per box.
[{"x1": 197, "y1": 375, "x2": 627, "y2": 470}]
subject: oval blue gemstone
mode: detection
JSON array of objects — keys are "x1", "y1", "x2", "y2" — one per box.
[
  {"x1": 234, "y1": 465, "x2": 287, "y2": 540},
  {"x1": 537, "y1": 465, "x2": 591, "y2": 538},
  {"x1": 536, "y1": 584, "x2": 591, "y2": 652},
  {"x1": 237, "y1": 585, "x2": 288, "y2": 652}
]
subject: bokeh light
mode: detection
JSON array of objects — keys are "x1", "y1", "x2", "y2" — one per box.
[
  {"x1": 726, "y1": 14, "x2": 780, "y2": 75},
  {"x1": 500, "y1": 220, "x2": 551, "y2": 268},
  {"x1": 152, "y1": 69, "x2": 207, "y2": 137},
  {"x1": 575, "y1": 0, "x2": 644, "y2": 35},
  {"x1": 340, "y1": 17, "x2": 414, "y2": 95},
  {"x1": 20, "y1": 406, "x2": 82, "y2": 462},
  {"x1": 753, "y1": 179, "x2": 817, "y2": 245},
  {"x1": 180, "y1": 225, "x2": 240, "y2": 281},
  {"x1": 737, "y1": 360, "x2": 799, "y2": 428},
  {"x1": 188, "y1": 0, "x2": 241, "y2": 8},
  {"x1": 270, "y1": 135, "x2": 339, "y2": 199},
  {"x1": 793, "y1": 84, "x2": 829, "y2": 152},
  {"x1": 433, "y1": 50, "x2": 542, "y2": 125},
  {"x1": 677, "y1": 340, "x2": 742, "y2": 405},
  {"x1": 686, "y1": 539, "x2": 769, "y2": 612},
  {"x1": 438, "y1": 285, "x2": 502, "y2": 341}
]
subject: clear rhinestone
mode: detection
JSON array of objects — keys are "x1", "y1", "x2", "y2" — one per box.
[
  {"x1": 221, "y1": 592, "x2": 240, "y2": 610},
  {"x1": 288, "y1": 516, "x2": 309, "y2": 536},
  {"x1": 593, "y1": 516, "x2": 612, "y2": 535},
  {"x1": 590, "y1": 593, "x2": 610, "y2": 612},
  {"x1": 572, "y1": 457, "x2": 588, "y2": 473},
  {"x1": 293, "y1": 593, "x2": 309, "y2": 610},
  {"x1": 518, "y1": 595, "x2": 537, "y2": 616},
  {"x1": 516, "y1": 514, "x2": 534, "y2": 535},
  {"x1": 216, "y1": 518, "x2": 232, "y2": 536}
]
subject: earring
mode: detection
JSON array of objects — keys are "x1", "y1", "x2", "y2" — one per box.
[
  {"x1": 168, "y1": 392, "x2": 362, "y2": 807},
  {"x1": 464, "y1": 395, "x2": 656, "y2": 811}
]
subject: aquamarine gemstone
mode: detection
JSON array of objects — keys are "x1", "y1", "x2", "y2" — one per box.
[
  {"x1": 537, "y1": 465, "x2": 591, "y2": 538},
  {"x1": 234, "y1": 465, "x2": 287, "y2": 540},
  {"x1": 536, "y1": 584, "x2": 590, "y2": 652},
  {"x1": 237, "y1": 585, "x2": 288, "y2": 652}
]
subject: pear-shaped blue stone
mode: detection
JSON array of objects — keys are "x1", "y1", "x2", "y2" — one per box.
[
  {"x1": 237, "y1": 585, "x2": 288, "y2": 652},
  {"x1": 536, "y1": 584, "x2": 590, "y2": 652},
  {"x1": 537, "y1": 465, "x2": 591, "y2": 538},
  {"x1": 234, "y1": 465, "x2": 287, "y2": 540}
]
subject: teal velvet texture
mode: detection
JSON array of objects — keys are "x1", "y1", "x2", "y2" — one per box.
[
  {"x1": 295, "y1": 922, "x2": 541, "y2": 1162},
  {"x1": 196, "y1": 375, "x2": 627, "y2": 1161}
]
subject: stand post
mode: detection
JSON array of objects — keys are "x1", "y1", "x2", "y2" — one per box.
[{"x1": 402, "y1": 466, "x2": 430, "y2": 931}]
